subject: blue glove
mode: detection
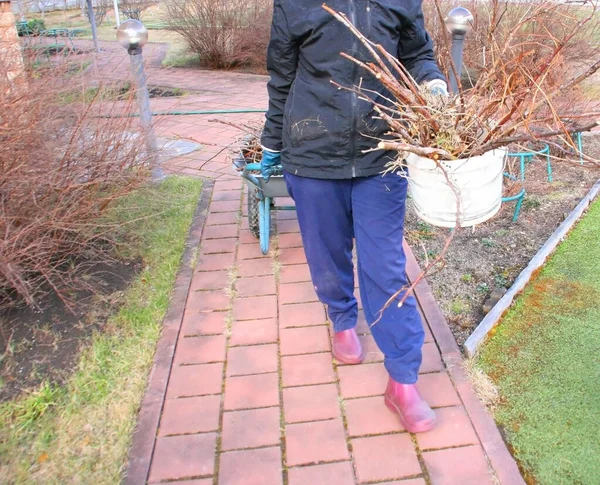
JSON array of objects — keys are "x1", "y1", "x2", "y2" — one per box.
[
  {"x1": 261, "y1": 149, "x2": 281, "y2": 182},
  {"x1": 426, "y1": 79, "x2": 449, "y2": 96}
]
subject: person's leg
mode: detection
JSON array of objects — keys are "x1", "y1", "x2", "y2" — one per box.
[
  {"x1": 283, "y1": 172, "x2": 363, "y2": 363},
  {"x1": 352, "y1": 173, "x2": 424, "y2": 381},
  {"x1": 352, "y1": 173, "x2": 435, "y2": 432}
]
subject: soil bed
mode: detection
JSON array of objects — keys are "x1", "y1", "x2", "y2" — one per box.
[
  {"x1": 404, "y1": 136, "x2": 600, "y2": 347},
  {"x1": 0, "y1": 259, "x2": 140, "y2": 401},
  {"x1": 148, "y1": 86, "x2": 187, "y2": 98}
]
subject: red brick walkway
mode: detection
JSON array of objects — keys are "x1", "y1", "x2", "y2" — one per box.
[{"x1": 98, "y1": 40, "x2": 527, "y2": 485}]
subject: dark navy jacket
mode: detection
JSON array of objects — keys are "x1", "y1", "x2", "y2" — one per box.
[{"x1": 261, "y1": 0, "x2": 445, "y2": 179}]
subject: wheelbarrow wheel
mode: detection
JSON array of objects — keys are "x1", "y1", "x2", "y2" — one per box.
[{"x1": 248, "y1": 189, "x2": 260, "y2": 239}]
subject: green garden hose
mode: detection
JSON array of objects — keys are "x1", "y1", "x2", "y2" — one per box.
[{"x1": 100, "y1": 109, "x2": 267, "y2": 118}]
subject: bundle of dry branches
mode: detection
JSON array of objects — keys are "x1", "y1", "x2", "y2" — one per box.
[
  {"x1": 209, "y1": 119, "x2": 264, "y2": 170},
  {"x1": 323, "y1": 1, "x2": 600, "y2": 166},
  {"x1": 323, "y1": 1, "x2": 600, "y2": 320}
]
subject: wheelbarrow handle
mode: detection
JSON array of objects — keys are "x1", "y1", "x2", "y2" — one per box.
[
  {"x1": 243, "y1": 163, "x2": 263, "y2": 189},
  {"x1": 245, "y1": 162, "x2": 262, "y2": 172}
]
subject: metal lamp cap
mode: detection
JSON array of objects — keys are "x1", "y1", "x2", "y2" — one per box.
[{"x1": 445, "y1": 7, "x2": 474, "y2": 36}]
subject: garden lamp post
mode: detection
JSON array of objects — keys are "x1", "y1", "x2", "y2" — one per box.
[
  {"x1": 113, "y1": 0, "x2": 121, "y2": 27},
  {"x1": 86, "y1": 0, "x2": 100, "y2": 53},
  {"x1": 117, "y1": 19, "x2": 164, "y2": 182},
  {"x1": 445, "y1": 6, "x2": 474, "y2": 94}
]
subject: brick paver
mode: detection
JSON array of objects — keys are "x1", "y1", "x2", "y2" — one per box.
[
  {"x1": 345, "y1": 396, "x2": 405, "y2": 436},
  {"x1": 282, "y1": 383, "x2": 341, "y2": 423},
  {"x1": 280, "y1": 325, "x2": 331, "y2": 355},
  {"x1": 279, "y1": 301, "x2": 327, "y2": 328},
  {"x1": 285, "y1": 418, "x2": 350, "y2": 466},
  {"x1": 280, "y1": 263, "x2": 312, "y2": 283},
  {"x1": 174, "y1": 334, "x2": 227, "y2": 365},
  {"x1": 166, "y1": 363, "x2": 223, "y2": 399},
  {"x1": 416, "y1": 406, "x2": 480, "y2": 451},
  {"x1": 218, "y1": 447, "x2": 283, "y2": 485},
  {"x1": 225, "y1": 343, "x2": 279, "y2": 376},
  {"x1": 229, "y1": 318, "x2": 278, "y2": 346},
  {"x1": 236, "y1": 275, "x2": 277, "y2": 297},
  {"x1": 158, "y1": 395, "x2": 221, "y2": 436},
  {"x1": 223, "y1": 373, "x2": 280, "y2": 410},
  {"x1": 115, "y1": 44, "x2": 525, "y2": 485},
  {"x1": 338, "y1": 362, "x2": 390, "y2": 398},
  {"x1": 423, "y1": 445, "x2": 496, "y2": 485},
  {"x1": 352, "y1": 434, "x2": 421, "y2": 483},
  {"x1": 181, "y1": 310, "x2": 227, "y2": 337},
  {"x1": 288, "y1": 462, "x2": 356, "y2": 485},
  {"x1": 185, "y1": 290, "x2": 230, "y2": 313},
  {"x1": 281, "y1": 353, "x2": 337, "y2": 387},
  {"x1": 189, "y1": 271, "x2": 230, "y2": 292},
  {"x1": 221, "y1": 407, "x2": 281, "y2": 450},
  {"x1": 148, "y1": 433, "x2": 217, "y2": 482}
]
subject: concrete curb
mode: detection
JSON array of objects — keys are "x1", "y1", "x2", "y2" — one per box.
[
  {"x1": 464, "y1": 178, "x2": 600, "y2": 357},
  {"x1": 124, "y1": 179, "x2": 214, "y2": 485}
]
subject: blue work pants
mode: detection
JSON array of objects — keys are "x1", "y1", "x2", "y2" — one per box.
[{"x1": 283, "y1": 171, "x2": 425, "y2": 384}]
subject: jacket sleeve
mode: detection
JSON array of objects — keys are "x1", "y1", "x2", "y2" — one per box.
[
  {"x1": 260, "y1": 1, "x2": 299, "y2": 152},
  {"x1": 398, "y1": 3, "x2": 445, "y2": 85}
]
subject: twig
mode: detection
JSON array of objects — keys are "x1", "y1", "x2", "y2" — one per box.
[{"x1": 375, "y1": 142, "x2": 454, "y2": 160}]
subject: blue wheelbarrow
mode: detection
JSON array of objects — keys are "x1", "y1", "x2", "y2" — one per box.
[{"x1": 233, "y1": 155, "x2": 295, "y2": 255}]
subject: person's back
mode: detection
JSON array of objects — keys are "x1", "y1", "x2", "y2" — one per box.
[{"x1": 261, "y1": 0, "x2": 445, "y2": 178}]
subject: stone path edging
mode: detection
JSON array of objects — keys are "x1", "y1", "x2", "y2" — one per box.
[
  {"x1": 404, "y1": 243, "x2": 525, "y2": 485},
  {"x1": 125, "y1": 180, "x2": 215, "y2": 485},
  {"x1": 465, "y1": 178, "x2": 600, "y2": 356}
]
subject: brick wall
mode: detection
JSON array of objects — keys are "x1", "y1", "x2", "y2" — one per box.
[{"x1": 1, "y1": 0, "x2": 25, "y2": 85}]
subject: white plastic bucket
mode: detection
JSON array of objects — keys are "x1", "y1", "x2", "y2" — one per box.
[{"x1": 406, "y1": 148, "x2": 506, "y2": 228}]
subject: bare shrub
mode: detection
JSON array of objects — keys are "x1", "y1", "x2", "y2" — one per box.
[
  {"x1": 84, "y1": 0, "x2": 111, "y2": 26},
  {"x1": 120, "y1": 0, "x2": 159, "y2": 20},
  {"x1": 0, "y1": 61, "x2": 150, "y2": 310},
  {"x1": 164, "y1": 0, "x2": 272, "y2": 72},
  {"x1": 424, "y1": 0, "x2": 600, "y2": 91}
]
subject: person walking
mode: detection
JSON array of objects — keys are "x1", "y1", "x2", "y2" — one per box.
[{"x1": 260, "y1": 0, "x2": 448, "y2": 433}]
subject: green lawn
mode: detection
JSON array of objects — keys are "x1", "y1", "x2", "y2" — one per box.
[
  {"x1": 0, "y1": 176, "x2": 203, "y2": 483},
  {"x1": 477, "y1": 198, "x2": 600, "y2": 485}
]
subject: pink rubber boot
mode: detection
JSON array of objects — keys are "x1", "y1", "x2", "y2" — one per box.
[
  {"x1": 332, "y1": 329, "x2": 364, "y2": 364},
  {"x1": 384, "y1": 377, "x2": 436, "y2": 433}
]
